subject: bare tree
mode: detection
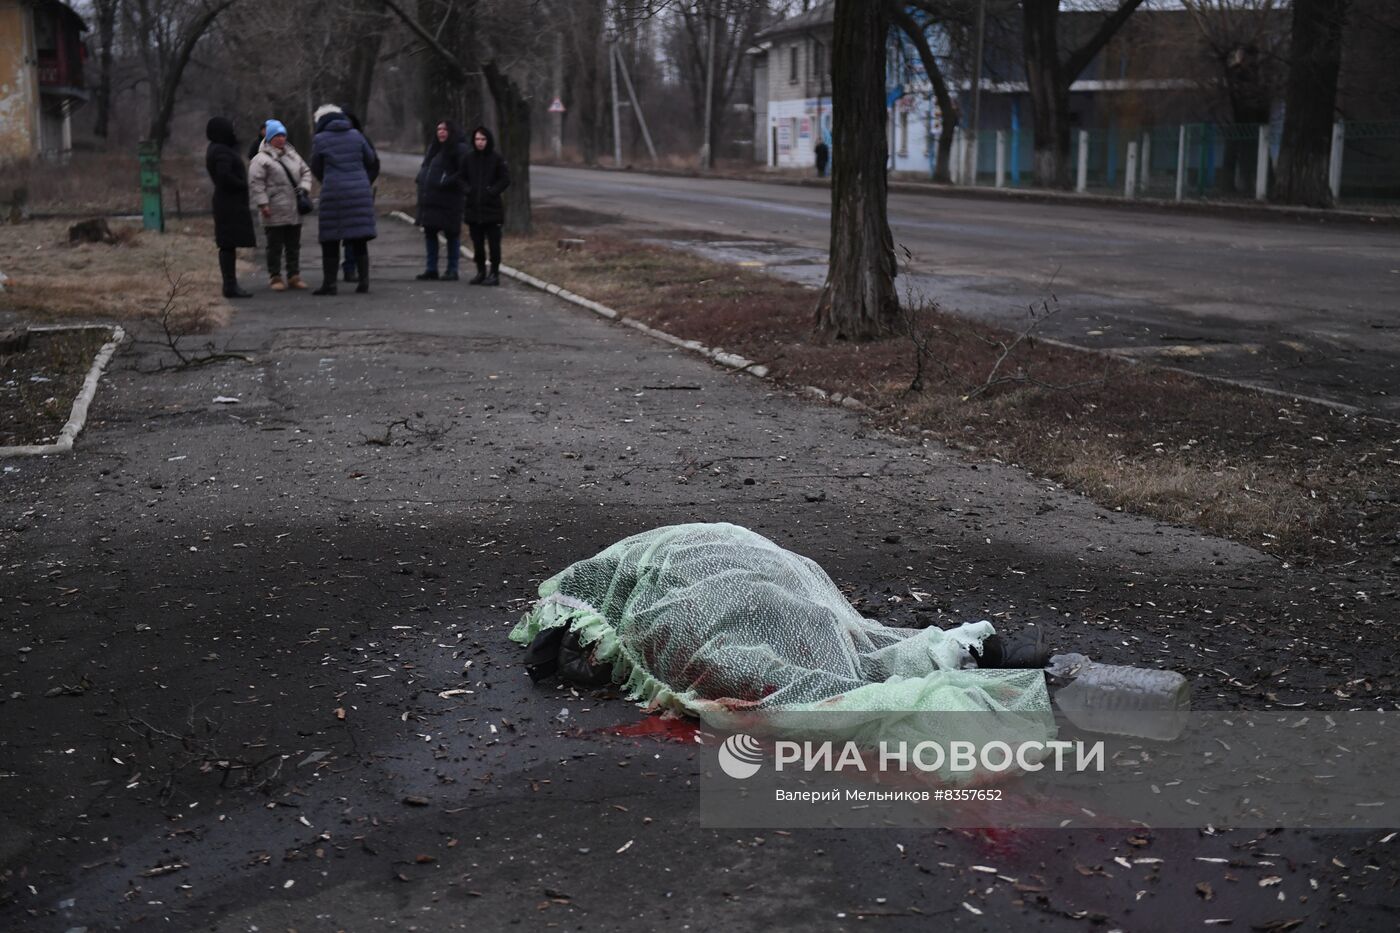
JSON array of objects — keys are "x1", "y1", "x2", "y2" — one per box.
[
  {"x1": 1021, "y1": 0, "x2": 1145, "y2": 188},
  {"x1": 123, "y1": 0, "x2": 241, "y2": 151},
  {"x1": 669, "y1": 0, "x2": 770, "y2": 164},
  {"x1": 92, "y1": 0, "x2": 123, "y2": 139},
  {"x1": 813, "y1": 0, "x2": 897, "y2": 340},
  {"x1": 1181, "y1": 1, "x2": 1286, "y2": 193},
  {"x1": 381, "y1": 0, "x2": 543, "y2": 233},
  {"x1": 889, "y1": 1, "x2": 963, "y2": 184},
  {"x1": 1274, "y1": 0, "x2": 1350, "y2": 206}
]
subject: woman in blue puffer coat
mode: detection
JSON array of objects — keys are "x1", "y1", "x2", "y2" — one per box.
[{"x1": 310, "y1": 104, "x2": 378, "y2": 294}]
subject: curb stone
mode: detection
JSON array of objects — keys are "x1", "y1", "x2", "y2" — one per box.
[
  {"x1": 388, "y1": 210, "x2": 867, "y2": 412},
  {"x1": 0, "y1": 323, "x2": 126, "y2": 457}
]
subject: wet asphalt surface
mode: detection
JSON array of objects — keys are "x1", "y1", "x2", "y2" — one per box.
[
  {"x1": 516, "y1": 164, "x2": 1400, "y2": 420},
  {"x1": 2, "y1": 219, "x2": 1399, "y2": 931}
]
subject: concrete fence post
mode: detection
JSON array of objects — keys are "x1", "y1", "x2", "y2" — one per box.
[
  {"x1": 1255, "y1": 124, "x2": 1270, "y2": 201},
  {"x1": 1329, "y1": 121, "x2": 1345, "y2": 203},
  {"x1": 995, "y1": 130, "x2": 1007, "y2": 188},
  {"x1": 1175, "y1": 124, "x2": 1187, "y2": 202},
  {"x1": 950, "y1": 128, "x2": 963, "y2": 185},
  {"x1": 1125, "y1": 141, "x2": 1139, "y2": 198},
  {"x1": 1076, "y1": 130, "x2": 1089, "y2": 193},
  {"x1": 1140, "y1": 131, "x2": 1151, "y2": 191}
]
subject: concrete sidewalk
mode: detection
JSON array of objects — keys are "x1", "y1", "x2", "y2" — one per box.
[{"x1": 1, "y1": 218, "x2": 1395, "y2": 930}]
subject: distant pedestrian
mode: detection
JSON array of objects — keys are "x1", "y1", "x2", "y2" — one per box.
[
  {"x1": 339, "y1": 108, "x2": 380, "y2": 284},
  {"x1": 247, "y1": 122, "x2": 267, "y2": 162},
  {"x1": 815, "y1": 139, "x2": 829, "y2": 178},
  {"x1": 204, "y1": 116, "x2": 256, "y2": 299},
  {"x1": 414, "y1": 120, "x2": 467, "y2": 281},
  {"x1": 248, "y1": 119, "x2": 312, "y2": 291},
  {"x1": 460, "y1": 125, "x2": 510, "y2": 286},
  {"x1": 309, "y1": 103, "x2": 377, "y2": 295}
]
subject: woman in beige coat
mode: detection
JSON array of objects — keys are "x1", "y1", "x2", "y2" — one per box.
[{"x1": 248, "y1": 119, "x2": 313, "y2": 291}]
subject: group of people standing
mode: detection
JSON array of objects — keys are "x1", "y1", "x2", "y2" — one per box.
[
  {"x1": 413, "y1": 121, "x2": 509, "y2": 285},
  {"x1": 204, "y1": 108, "x2": 508, "y2": 299}
]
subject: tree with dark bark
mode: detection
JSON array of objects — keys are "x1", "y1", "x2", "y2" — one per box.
[
  {"x1": 92, "y1": 0, "x2": 122, "y2": 139},
  {"x1": 889, "y1": 1, "x2": 961, "y2": 184},
  {"x1": 1020, "y1": 0, "x2": 1145, "y2": 188},
  {"x1": 1274, "y1": 0, "x2": 1350, "y2": 206},
  {"x1": 813, "y1": 0, "x2": 898, "y2": 341},
  {"x1": 381, "y1": 0, "x2": 538, "y2": 234},
  {"x1": 670, "y1": 0, "x2": 769, "y2": 166},
  {"x1": 125, "y1": 0, "x2": 240, "y2": 151}
]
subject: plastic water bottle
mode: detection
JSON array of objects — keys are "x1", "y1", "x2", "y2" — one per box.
[{"x1": 1047, "y1": 653, "x2": 1191, "y2": 741}]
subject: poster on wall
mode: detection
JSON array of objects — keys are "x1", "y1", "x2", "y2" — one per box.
[
  {"x1": 800, "y1": 117, "x2": 812, "y2": 140},
  {"x1": 776, "y1": 122, "x2": 792, "y2": 154}
]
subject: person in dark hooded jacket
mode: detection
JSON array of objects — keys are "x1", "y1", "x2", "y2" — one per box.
[
  {"x1": 339, "y1": 108, "x2": 379, "y2": 283},
  {"x1": 414, "y1": 121, "x2": 468, "y2": 280},
  {"x1": 205, "y1": 116, "x2": 256, "y2": 299},
  {"x1": 460, "y1": 125, "x2": 510, "y2": 286},
  {"x1": 310, "y1": 104, "x2": 378, "y2": 294}
]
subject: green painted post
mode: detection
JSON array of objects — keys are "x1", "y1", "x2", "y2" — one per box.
[{"x1": 139, "y1": 141, "x2": 164, "y2": 233}]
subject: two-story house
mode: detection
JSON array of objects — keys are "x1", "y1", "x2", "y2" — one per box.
[
  {"x1": 748, "y1": 1, "x2": 945, "y2": 174},
  {"x1": 0, "y1": 0, "x2": 89, "y2": 164}
]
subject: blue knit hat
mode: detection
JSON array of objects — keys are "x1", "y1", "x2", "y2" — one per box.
[{"x1": 264, "y1": 119, "x2": 287, "y2": 142}]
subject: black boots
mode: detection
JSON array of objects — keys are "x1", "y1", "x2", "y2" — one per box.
[
  {"x1": 353, "y1": 243, "x2": 369, "y2": 293},
  {"x1": 971, "y1": 628, "x2": 1051, "y2": 670},
  {"x1": 482, "y1": 267, "x2": 500, "y2": 287},
  {"x1": 313, "y1": 246, "x2": 337, "y2": 296},
  {"x1": 218, "y1": 249, "x2": 251, "y2": 299},
  {"x1": 468, "y1": 266, "x2": 486, "y2": 285}
]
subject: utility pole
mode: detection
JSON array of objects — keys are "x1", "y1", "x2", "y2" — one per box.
[
  {"x1": 699, "y1": 2, "x2": 716, "y2": 170},
  {"x1": 614, "y1": 43, "x2": 659, "y2": 164},
  {"x1": 552, "y1": 29, "x2": 563, "y2": 161},
  {"x1": 610, "y1": 38, "x2": 622, "y2": 166},
  {"x1": 964, "y1": 0, "x2": 987, "y2": 184}
]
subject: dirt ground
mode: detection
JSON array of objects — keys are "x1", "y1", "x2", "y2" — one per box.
[
  {"x1": 0, "y1": 329, "x2": 111, "y2": 447},
  {"x1": 505, "y1": 209, "x2": 1400, "y2": 570}
]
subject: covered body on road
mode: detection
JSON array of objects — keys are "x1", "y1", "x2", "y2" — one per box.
[{"x1": 511, "y1": 523, "x2": 1052, "y2": 755}]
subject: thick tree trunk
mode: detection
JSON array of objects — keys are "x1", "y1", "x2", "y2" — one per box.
[
  {"x1": 1022, "y1": 0, "x2": 1069, "y2": 188},
  {"x1": 814, "y1": 0, "x2": 898, "y2": 341},
  {"x1": 416, "y1": 0, "x2": 476, "y2": 135},
  {"x1": 147, "y1": 1, "x2": 237, "y2": 152},
  {"x1": 93, "y1": 0, "x2": 119, "y2": 140},
  {"x1": 484, "y1": 61, "x2": 532, "y2": 236},
  {"x1": 1021, "y1": 0, "x2": 1145, "y2": 189},
  {"x1": 345, "y1": 2, "x2": 389, "y2": 121},
  {"x1": 1274, "y1": 0, "x2": 1350, "y2": 206},
  {"x1": 889, "y1": 3, "x2": 958, "y2": 183},
  {"x1": 568, "y1": 0, "x2": 607, "y2": 165}
]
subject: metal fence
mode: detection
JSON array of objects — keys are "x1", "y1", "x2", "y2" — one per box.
[{"x1": 945, "y1": 120, "x2": 1400, "y2": 207}]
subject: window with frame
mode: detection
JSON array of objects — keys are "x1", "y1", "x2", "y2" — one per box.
[{"x1": 789, "y1": 45, "x2": 798, "y2": 83}]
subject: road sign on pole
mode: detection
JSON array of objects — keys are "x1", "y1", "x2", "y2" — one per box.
[{"x1": 548, "y1": 97, "x2": 566, "y2": 113}]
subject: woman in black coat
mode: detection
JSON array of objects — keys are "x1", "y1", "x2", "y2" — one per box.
[
  {"x1": 460, "y1": 125, "x2": 510, "y2": 286},
  {"x1": 205, "y1": 116, "x2": 256, "y2": 298},
  {"x1": 414, "y1": 121, "x2": 467, "y2": 281}
]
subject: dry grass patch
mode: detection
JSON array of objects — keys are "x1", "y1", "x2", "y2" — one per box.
[
  {"x1": 11, "y1": 150, "x2": 210, "y2": 217},
  {"x1": 503, "y1": 211, "x2": 1399, "y2": 566},
  {"x1": 0, "y1": 219, "x2": 232, "y2": 332}
]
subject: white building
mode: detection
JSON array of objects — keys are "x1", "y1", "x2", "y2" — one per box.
[{"x1": 749, "y1": 2, "x2": 947, "y2": 175}]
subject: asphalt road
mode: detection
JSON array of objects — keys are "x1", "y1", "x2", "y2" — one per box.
[
  {"x1": 507, "y1": 163, "x2": 1400, "y2": 419},
  {"x1": 2, "y1": 219, "x2": 1397, "y2": 930}
]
